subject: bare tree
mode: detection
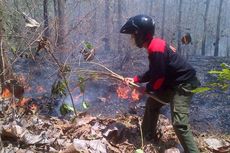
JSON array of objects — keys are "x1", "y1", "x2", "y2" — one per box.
[
  {"x1": 104, "y1": 0, "x2": 110, "y2": 51},
  {"x1": 53, "y1": 0, "x2": 58, "y2": 17},
  {"x1": 201, "y1": 0, "x2": 210, "y2": 56},
  {"x1": 149, "y1": 0, "x2": 154, "y2": 15},
  {"x1": 0, "y1": 0, "x2": 4, "y2": 89},
  {"x1": 117, "y1": 0, "x2": 122, "y2": 52},
  {"x1": 57, "y1": 0, "x2": 66, "y2": 46},
  {"x1": 0, "y1": 0, "x2": 13, "y2": 90},
  {"x1": 214, "y1": 0, "x2": 224, "y2": 56},
  {"x1": 177, "y1": 0, "x2": 182, "y2": 54},
  {"x1": 43, "y1": 0, "x2": 49, "y2": 37},
  {"x1": 227, "y1": 36, "x2": 230, "y2": 57},
  {"x1": 91, "y1": 1, "x2": 97, "y2": 35},
  {"x1": 161, "y1": 0, "x2": 166, "y2": 38}
]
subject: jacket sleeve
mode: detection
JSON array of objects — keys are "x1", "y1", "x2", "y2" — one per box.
[
  {"x1": 134, "y1": 70, "x2": 151, "y2": 83},
  {"x1": 145, "y1": 52, "x2": 166, "y2": 92}
]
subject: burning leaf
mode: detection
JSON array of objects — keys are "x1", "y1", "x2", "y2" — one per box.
[
  {"x1": 82, "y1": 101, "x2": 90, "y2": 109},
  {"x1": 60, "y1": 103, "x2": 74, "y2": 116}
]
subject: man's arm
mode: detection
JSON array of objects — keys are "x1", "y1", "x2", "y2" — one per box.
[{"x1": 145, "y1": 52, "x2": 166, "y2": 92}]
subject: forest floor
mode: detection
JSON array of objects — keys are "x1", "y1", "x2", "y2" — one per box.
[{"x1": 0, "y1": 98, "x2": 229, "y2": 153}]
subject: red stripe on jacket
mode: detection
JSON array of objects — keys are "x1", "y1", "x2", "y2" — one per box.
[
  {"x1": 152, "y1": 77, "x2": 165, "y2": 90},
  {"x1": 148, "y1": 38, "x2": 166, "y2": 53},
  {"x1": 133, "y1": 76, "x2": 140, "y2": 83}
]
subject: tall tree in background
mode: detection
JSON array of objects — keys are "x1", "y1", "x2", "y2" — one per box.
[
  {"x1": 53, "y1": 0, "x2": 58, "y2": 17},
  {"x1": 227, "y1": 36, "x2": 229, "y2": 57},
  {"x1": 43, "y1": 0, "x2": 49, "y2": 37},
  {"x1": 161, "y1": 0, "x2": 166, "y2": 38},
  {"x1": 149, "y1": 0, "x2": 154, "y2": 15},
  {"x1": 0, "y1": 0, "x2": 4, "y2": 87},
  {"x1": 214, "y1": 0, "x2": 224, "y2": 56},
  {"x1": 117, "y1": 0, "x2": 122, "y2": 52},
  {"x1": 201, "y1": 0, "x2": 210, "y2": 56},
  {"x1": 91, "y1": 1, "x2": 97, "y2": 35},
  {"x1": 57, "y1": 0, "x2": 66, "y2": 46},
  {"x1": 53, "y1": 0, "x2": 58, "y2": 43},
  {"x1": 177, "y1": 0, "x2": 182, "y2": 54},
  {"x1": 0, "y1": 0, "x2": 13, "y2": 89},
  {"x1": 104, "y1": 0, "x2": 110, "y2": 51}
]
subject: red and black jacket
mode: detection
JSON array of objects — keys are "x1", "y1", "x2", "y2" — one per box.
[{"x1": 133, "y1": 38, "x2": 196, "y2": 92}]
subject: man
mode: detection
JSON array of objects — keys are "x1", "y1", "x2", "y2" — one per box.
[{"x1": 120, "y1": 14, "x2": 200, "y2": 153}]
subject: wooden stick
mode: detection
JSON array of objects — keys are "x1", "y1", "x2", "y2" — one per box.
[{"x1": 78, "y1": 68, "x2": 168, "y2": 105}]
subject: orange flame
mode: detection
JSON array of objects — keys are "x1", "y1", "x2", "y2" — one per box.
[
  {"x1": 131, "y1": 89, "x2": 140, "y2": 101},
  {"x1": 116, "y1": 85, "x2": 130, "y2": 99},
  {"x1": 1, "y1": 87, "x2": 12, "y2": 98},
  {"x1": 116, "y1": 85, "x2": 140, "y2": 101},
  {"x1": 17, "y1": 97, "x2": 30, "y2": 107}
]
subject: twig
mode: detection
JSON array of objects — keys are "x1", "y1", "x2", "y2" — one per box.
[
  {"x1": 138, "y1": 117, "x2": 144, "y2": 149},
  {"x1": 46, "y1": 43, "x2": 77, "y2": 116}
]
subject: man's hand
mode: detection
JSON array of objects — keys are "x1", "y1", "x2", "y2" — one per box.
[{"x1": 124, "y1": 77, "x2": 134, "y2": 86}]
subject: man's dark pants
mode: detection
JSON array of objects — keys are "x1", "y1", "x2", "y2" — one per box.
[{"x1": 142, "y1": 78, "x2": 200, "y2": 153}]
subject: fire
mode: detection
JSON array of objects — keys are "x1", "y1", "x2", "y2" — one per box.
[
  {"x1": 1, "y1": 87, "x2": 12, "y2": 99},
  {"x1": 116, "y1": 85, "x2": 130, "y2": 99},
  {"x1": 17, "y1": 97, "x2": 30, "y2": 107},
  {"x1": 131, "y1": 89, "x2": 140, "y2": 101},
  {"x1": 116, "y1": 85, "x2": 140, "y2": 101}
]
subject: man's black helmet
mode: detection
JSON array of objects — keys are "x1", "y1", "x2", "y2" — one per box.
[{"x1": 120, "y1": 14, "x2": 155, "y2": 48}]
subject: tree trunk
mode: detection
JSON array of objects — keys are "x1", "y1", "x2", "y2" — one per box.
[
  {"x1": 53, "y1": 0, "x2": 58, "y2": 43},
  {"x1": 149, "y1": 0, "x2": 154, "y2": 15},
  {"x1": 57, "y1": 0, "x2": 66, "y2": 46},
  {"x1": 0, "y1": 0, "x2": 13, "y2": 91},
  {"x1": 117, "y1": 0, "x2": 122, "y2": 52},
  {"x1": 13, "y1": 0, "x2": 19, "y2": 11},
  {"x1": 214, "y1": 0, "x2": 224, "y2": 56},
  {"x1": 201, "y1": 0, "x2": 210, "y2": 56},
  {"x1": 104, "y1": 0, "x2": 110, "y2": 51},
  {"x1": 177, "y1": 0, "x2": 182, "y2": 54},
  {"x1": 227, "y1": 37, "x2": 229, "y2": 57},
  {"x1": 53, "y1": 0, "x2": 58, "y2": 17},
  {"x1": 161, "y1": 0, "x2": 166, "y2": 38},
  {"x1": 43, "y1": 0, "x2": 49, "y2": 37},
  {"x1": 92, "y1": 1, "x2": 97, "y2": 35},
  {"x1": 0, "y1": 0, "x2": 4, "y2": 87}
]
